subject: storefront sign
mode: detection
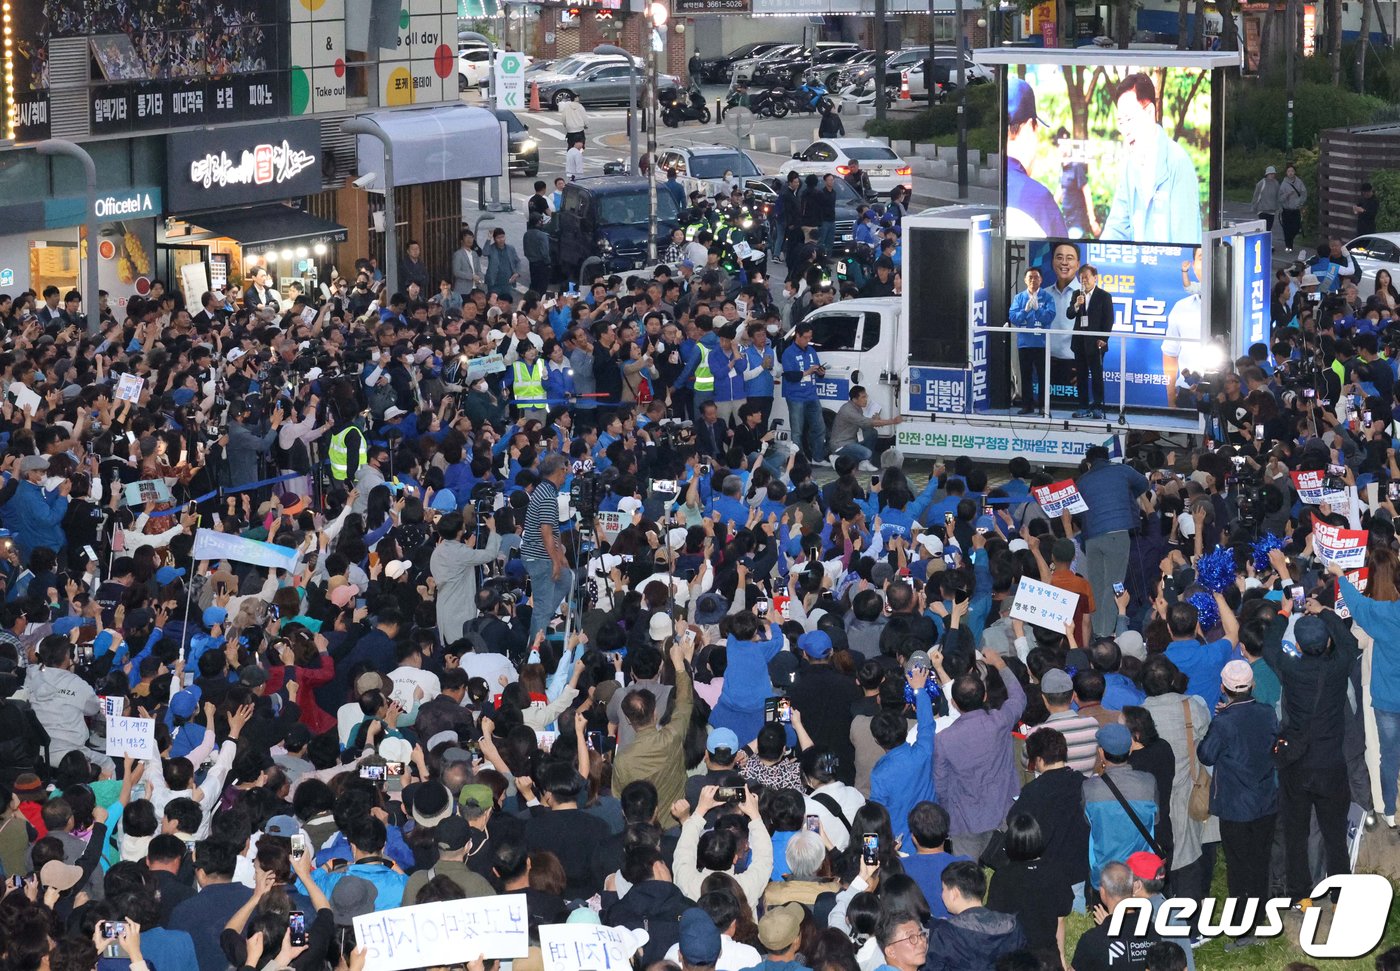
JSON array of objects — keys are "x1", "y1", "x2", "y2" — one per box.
[
  {"x1": 166, "y1": 120, "x2": 323, "y2": 212},
  {"x1": 674, "y1": 0, "x2": 750, "y2": 11},
  {"x1": 91, "y1": 74, "x2": 287, "y2": 137},
  {"x1": 44, "y1": 188, "x2": 163, "y2": 230}
]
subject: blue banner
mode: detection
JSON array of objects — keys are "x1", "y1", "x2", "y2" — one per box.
[
  {"x1": 191, "y1": 528, "x2": 299, "y2": 572},
  {"x1": 1026, "y1": 240, "x2": 1200, "y2": 410},
  {"x1": 1239, "y1": 232, "x2": 1271, "y2": 355},
  {"x1": 907, "y1": 366, "x2": 970, "y2": 414},
  {"x1": 970, "y1": 215, "x2": 993, "y2": 413}
]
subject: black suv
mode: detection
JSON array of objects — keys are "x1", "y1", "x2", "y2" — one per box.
[{"x1": 557, "y1": 177, "x2": 681, "y2": 279}]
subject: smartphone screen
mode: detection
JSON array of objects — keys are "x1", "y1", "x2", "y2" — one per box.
[
  {"x1": 1290, "y1": 585, "x2": 1305, "y2": 612},
  {"x1": 289, "y1": 912, "x2": 307, "y2": 947},
  {"x1": 1328, "y1": 464, "x2": 1347, "y2": 477},
  {"x1": 870, "y1": 474, "x2": 880, "y2": 487},
  {"x1": 1113, "y1": 582, "x2": 1125, "y2": 596},
  {"x1": 1254, "y1": 424, "x2": 1265, "y2": 441},
  {"x1": 805, "y1": 814, "x2": 821, "y2": 833},
  {"x1": 755, "y1": 598, "x2": 770, "y2": 613},
  {"x1": 861, "y1": 833, "x2": 879, "y2": 864},
  {"x1": 944, "y1": 512, "x2": 955, "y2": 525},
  {"x1": 291, "y1": 834, "x2": 306, "y2": 858},
  {"x1": 1389, "y1": 482, "x2": 1400, "y2": 501}
]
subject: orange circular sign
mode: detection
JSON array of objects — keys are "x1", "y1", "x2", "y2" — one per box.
[{"x1": 98, "y1": 239, "x2": 117, "y2": 260}]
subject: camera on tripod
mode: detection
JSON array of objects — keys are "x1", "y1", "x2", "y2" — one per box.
[{"x1": 570, "y1": 472, "x2": 608, "y2": 521}]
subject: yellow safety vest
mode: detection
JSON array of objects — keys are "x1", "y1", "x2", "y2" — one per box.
[
  {"x1": 513, "y1": 359, "x2": 545, "y2": 404},
  {"x1": 328, "y1": 426, "x2": 366, "y2": 481},
  {"x1": 694, "y1": 343, "x2": 714, "y2": 392}
]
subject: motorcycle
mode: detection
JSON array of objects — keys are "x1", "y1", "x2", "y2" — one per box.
[
  {"x1": 785, "y1": 80, "x2": 831, "y2": 115},
  {"x1": 723, "y1": 85, "x2": 789, "y2": 119},
  {"x1": 662, "y1": 83, "x2": 711, "y2": 127}
]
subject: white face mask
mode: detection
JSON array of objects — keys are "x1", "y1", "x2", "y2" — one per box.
[
  {"x1": 766, "y1": 324, "x2": 780, "y2": 335},
  {"x1": 42, "y1": 476, "x2": 63, "y2": 492}
]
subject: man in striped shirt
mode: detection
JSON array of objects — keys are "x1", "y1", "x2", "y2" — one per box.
[
  {"x1": 1039, "y1": 668, "x2": 1102, "y2": 775},
  {"x1": 521, "y1": 453, "x2": 573, "y2": 643}
]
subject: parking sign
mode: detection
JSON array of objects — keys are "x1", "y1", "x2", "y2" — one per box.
[{"x1": 494, "y1": 52, "x2": 526, "y2": 108}]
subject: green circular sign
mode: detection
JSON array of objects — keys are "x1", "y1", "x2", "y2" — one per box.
[
  {"x1": 399, "y1": 7, "x2": 410, "y2": 28},
  {"x1": 501, "y1": 54, "x2": 521, "y2": 72}
]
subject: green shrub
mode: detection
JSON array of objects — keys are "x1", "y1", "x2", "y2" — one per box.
[
  {"x1": 1372, "y1": 170, "x2": 1400, "y2": 239},
  {"x1": 866, "y1": 83, "x2": 998, "y2": 144},
  {"x1": 1227, "y1": 81, "x2": 1387, "y2": 152}
]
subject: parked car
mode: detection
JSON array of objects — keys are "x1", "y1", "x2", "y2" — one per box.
[
  {"x1": 458, "y1": 48, "x2": 533, "y2": 91},
  {"x1": 730, "y1": 44, "x2": 804, "y2": 85},
  {"x1": 693, "y1": 42, "x2": 789, "y2": 83},
  {"x1": 537, "y1": 64, "x2": 678, "y2": 109},
  {"x1": 494, "y1": 108, "x2": 539, "y2": 176},
  {"x1": 777, "y1": 138, "x2": 913, "y2": 196},
  {"x1": 903, "y1": 52, "x2": 991, "y2": 101},
  {"x1": 1346, "y1": 233, "x2": 1400, "y2": 299},
  {"x1": 557, "y1": 177, "x2": 682, "y2": 278}
]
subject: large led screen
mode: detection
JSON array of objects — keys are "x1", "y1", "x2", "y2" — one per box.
[{"x1": 1004, "y1": 64, "x2": 1212, "y2": 246}]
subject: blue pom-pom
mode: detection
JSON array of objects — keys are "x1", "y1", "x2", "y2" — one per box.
[
  {"x1": 1197, "y1": 547, "x2": 1237, "y2": 594},
  {"x1": 1189, "y1": 590, "x2": 1220, "y2": 632},
  {"x1": 904, "y1": 679, "x2": 943, "y2": 706},
  {"x1": 1252, "y1": 533, "x2": 1285, "y2": 574}
]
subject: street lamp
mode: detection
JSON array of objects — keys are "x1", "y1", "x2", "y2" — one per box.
[
  {"x1": 645, "y1": 2, "x2": 667, "y2": 261},
  {"x1": 342, "y1": 117, "x2": 400, "y2": 299},
  {"x1": 37, "y1": 139, "x2": 100, "y2": 335},
  {"x1": 594, "y1": 43, "x2": 640, "y2": 172}
]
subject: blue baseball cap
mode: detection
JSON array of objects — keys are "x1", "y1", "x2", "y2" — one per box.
[
  {"x1": 51, "y1": 617, "x2": 90, "y2": 637},
  {"x1": 429, "y1": 489, "x2": 458, "y2": 513},
  {"x1": 1097, "y1": 723, "x2": 1133, "y2": 757},
  {"x1": 798, "y1": 630, "x2": 832, "y2": 659},
  {"x1": 679, "y1": 908, "x2": 722, "y2": 965},
  {"x1": 1007, "y1": 77, "x2": 1045, "y2": 128},
  {"x1": 155, "y1": 566, "x2": 186, "y2": 585},
  {"x1": 171, "y1": 387, "x2": 196, "y2": 407},
  {"x1": 706, "y1": 727, "x2": 739, "y2": 754},
  {"x1": 170, "y1": 690, "x2": 199, "y2": 719},
  {"x1": 203, "y1": 606, "x2": 228, "y2": 628}
]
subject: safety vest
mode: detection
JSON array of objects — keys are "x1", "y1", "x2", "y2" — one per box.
[
  {"x1": 328, "y1": 426, "x2": 366, "y2": 481},
  {"x1": 693, "y1": 343, "x2": 714, "y2": 392},
  {"x1": 513, "y1": 359, "x2": 545, "y2": 405}
]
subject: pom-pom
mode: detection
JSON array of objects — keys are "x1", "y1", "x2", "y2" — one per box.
[
  {"x1": 1252, "y1": 533, "x2": 1285, "y2": 574},
  {"x1": 1189, "y1": 590, "x2": 1220, "y2": 632},
  {"x1": 1196, "y1": 547, "x2": 1237, "y2": 594},
  {"x1": 904, "y1": 679, "x2": 942, "y2": 707}
]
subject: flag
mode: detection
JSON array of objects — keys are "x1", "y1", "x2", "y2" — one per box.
[{"x1": 191, "y1": 528, "x2": 299, "y2": 572}]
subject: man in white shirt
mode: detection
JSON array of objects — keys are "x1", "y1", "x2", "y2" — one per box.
[
  {"x1": 388, "y1": 640, "x2": 441, "y2": 709},
  {"x1": 1045, "y1": 241, "x2": 1082, "y2": 401},
  {"x1": 565, "y1": 138, "x2": 585, "y2": 181},
  {"x1": 800, "y1": 748, "x2": 866, "y2": 851}
]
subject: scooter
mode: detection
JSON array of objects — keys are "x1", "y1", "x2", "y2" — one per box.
[
  {"x1": 724, "y1": 85, "x2": 789, "y2": 119},
  {"x1": 662, "y1": 83, "x2": 711, "y2": 127},
  {"x1": 785, "y1": 80, "x2": 831, "y2": 115}
]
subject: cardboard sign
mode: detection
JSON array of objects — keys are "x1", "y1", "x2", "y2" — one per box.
[
  {"x1": 596, "y1": 511, "x2": 625, "y2": 543},
  {"x1": 1312, "y1": 513, "x2": 1368, "y2": 570},
  {"x1": 115, "y1": 373, "x2": 145, "y2": 402},
  {"x1": 1290, "y1": 469, "x2": 1350, "y2": 509},
  {"x1": 539, "y1": 924, "x2": 650, "y2": 971},
  {"x1": 1032, "y1": 478, "x2": 1089, "y2": 516},
  {"x1": 1334, "y1": 567, "x2": 1369, "y2": 620},
  {"x1": 105, "y1": 716, "x2": 157, "y2": 760},
  {"x1": 1009, "y1": 576, "x2": 1080, "y2": 631},
  {"x1": 122, "y1": 479, "x2": 173, "y2": 507},
  {"x1": 353, "y1": 895, "x2": 529, "y2": 971}
]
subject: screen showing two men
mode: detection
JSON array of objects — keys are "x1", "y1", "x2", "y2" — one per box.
[{"x1": 1004, "y1": 64, "x2": 1211, "y2": 247}]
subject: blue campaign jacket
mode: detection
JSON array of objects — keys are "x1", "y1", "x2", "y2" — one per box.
[
  {"x1": 1008, "y1": 288, "x2": 1055, "y2": 349},
  {"x1": 1074, "y1": 459, "x2": 1149, "y2": 540},
  {"x1": 1196, "y1": 697, "x2": 1279, "y2": 822},
  {"x1": 870, "y1": 689, "x2": 936, "y2": 849},
  {"x1": 2, "y1": 480, "x2": 68, "y2": 558}
]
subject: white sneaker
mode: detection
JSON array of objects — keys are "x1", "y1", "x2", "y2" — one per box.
[
  {"x1": 1385, "y1": 814, "x2": 1396, "y2": 828},
  {"x1": 858, "y1": 460, "x2": 878, "y2": 472}
]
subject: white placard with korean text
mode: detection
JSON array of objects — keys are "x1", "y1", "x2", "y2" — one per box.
[
  {"x1": 115, "y1": 373, "x2": 146, "y2": 402},
  {"x1": 539, "y1": 923, "x2": 650, "y2": 971},
  {"x1": 354, "y1": 895, "x2": 529, "y2": 971},
  {"x1": 1009, "y1": 577, "x2": 1080, "y2": 631},
  {"x1": 105, "y1": 716, "x2": 157, "y2": 759},
  {"x1": 1312, "y1": 514, "x2": 1368, "y2": 571}
]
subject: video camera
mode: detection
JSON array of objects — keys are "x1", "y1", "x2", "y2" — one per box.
[{"x1": 570, "y1": 471, "x2": 608, "y2": 521}]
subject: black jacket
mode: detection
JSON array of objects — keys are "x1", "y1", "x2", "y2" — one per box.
[
  {"x1": 1006, "y1": 765, "x2": 1090, "y2": 889},
  {"x1": 1262, "y1": 609, "x2": 1360, "y2": 771},
  {"x1": 1067, "y1": 285, "x2": 1113, "y2": 354},
  {"x1": 604, "y1": 879, "x2": 691, "y2": 966},
  {"x1": 925, "y1": 907, "x2": 1027, "y2": 971},
  {"x1": 787, "y1": 663, "x2": 860, "y2": 783},
  {"x1": 818, "y1": 112, "x2": 845, "y2": 138}
]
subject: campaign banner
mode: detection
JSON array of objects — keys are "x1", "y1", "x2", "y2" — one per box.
[
  {"x1": 1026, "y1": 240, "x2": 1205, "y2": 411},
  {"x1": 596, "y1": 511, "x2": 626, "y2": 542},
  {"x1": 354, "y1": 894, "x2": 529, "y2": 971},
  {"x1": 191, "y1": 528, "x2": 300, "y2": 573},
  {"x1": 1240, "y1": 232, "x2": 1271, "y2": 353},
  {"x1": 1010, "y1": 577, "x2": 1080, "y2": 631},
  {"x1": 1312, "y1": 514, "x2": 1368, "y2": 570},
  {"x1": 123, "y1": 479, "x2": 173, "y2": 507},
  {"x1": 970, "y1": 214, "x2": 992, "y2": 413},
  {"x1": 539, "y1": 924, "x2": 649, "y2": 971},
  {"x1": 106, "y1": 716, "x2": 158, "y2": 759},
  {"x1": 1290, "y1": 470, "x2": 1351, "y2": 509},
  {"x1": 1032, "y1": 478, "x2": 1089, "y2": 516},
  {"x1": 1334, "y1": 568, "x2": 1369, "y2": 620}
]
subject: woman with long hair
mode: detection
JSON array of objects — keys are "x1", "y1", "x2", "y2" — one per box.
[{"x1": 985, "y1": 812, "x2": 1073, "y2": 965}]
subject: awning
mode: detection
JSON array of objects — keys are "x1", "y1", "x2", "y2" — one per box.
[
  {"x1": 354, "y1": 105, "x2": 504, "y2": 191},
  {"x1": 187, "y1": 205, "x2": 348, "y2": 247}
]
